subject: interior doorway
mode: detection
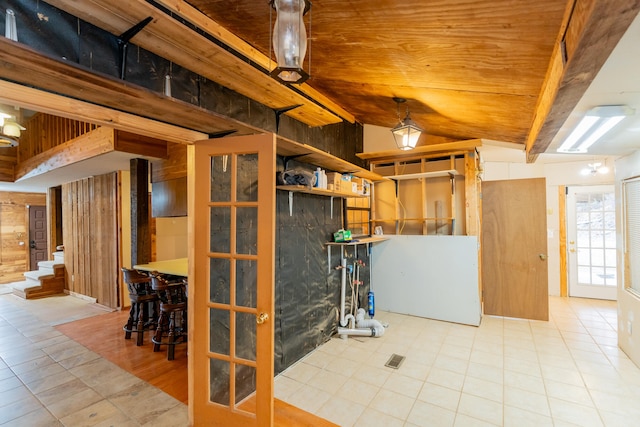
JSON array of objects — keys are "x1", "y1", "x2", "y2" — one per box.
[
  {"x1": 28, "y1": 205, "x2": 47, "y2": 270},
  {"x1": 566, "y1": 185, "x2": 617, "y2": 300},
  {"x1": 482, "y1": 178, "x2": 549, "y2": 321}
]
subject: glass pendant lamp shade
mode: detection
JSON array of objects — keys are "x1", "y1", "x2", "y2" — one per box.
[
  {"x1": 391, "y1": 98, "x2": 422, "y2": 150},
  {"x1": 271, "y1": 0, "x2": 309, "y2": 84}
]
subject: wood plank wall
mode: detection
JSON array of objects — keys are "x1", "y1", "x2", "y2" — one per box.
[
  {"x1": 0, "y1": 191, "x2": 46, "y2": 284},
  {"x1": 0, "y1": 148, "x2": 17, "y2": 182},
  {"x1": 62, "y1": 173, "x2": 119, "y2": 308},
  {"x1": 18, "y1": 113, "x2": 98, "y2": 162}
]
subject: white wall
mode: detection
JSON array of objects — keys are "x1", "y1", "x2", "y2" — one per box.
[
  {"x1": 480, "y1": 146, "x2": 615, "y2": 296},
  {"x1": 371, "y1": 236, "x2": 481, "y2": 326},
  {"x1": 616, "y1": 150, "x2": 640, "y2": 367},
  {"x1": 364, "y1": 124, "x2": 399, "y2": 152}
]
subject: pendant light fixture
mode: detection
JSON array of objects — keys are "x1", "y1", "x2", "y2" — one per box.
[
  {"x1": 391, "y1": 97, "x2": 422, "y2": 150},
  {"x1": 270, "y1": 0, "x2": 311, "y2": 84},
  {"x1": 0, "y1": 111, "x2": 24, "y2": 147}
]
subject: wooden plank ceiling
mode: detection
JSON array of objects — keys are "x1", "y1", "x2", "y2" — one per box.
[
  {"x1": 185, "y1": 0, "x2": 567, "y2": 146},
  {"x1": 20, "y1": 0, "x2": 640, "y2": 158}
]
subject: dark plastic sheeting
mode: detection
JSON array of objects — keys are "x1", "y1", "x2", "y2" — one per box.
[{"x1": 274, "y1": 180, "x2": 371, "y2": 374}]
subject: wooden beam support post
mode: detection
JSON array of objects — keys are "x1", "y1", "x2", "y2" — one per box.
[{"x1": 130, "y1": 158, "x2": 151, "y2": 266}]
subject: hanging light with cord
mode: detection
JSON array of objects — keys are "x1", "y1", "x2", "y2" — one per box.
[{"x1": 391, "y1": 97, "x2": 423, "y2": 150}]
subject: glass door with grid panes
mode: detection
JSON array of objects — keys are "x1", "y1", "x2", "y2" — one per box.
[{"x1": 567, "y1": 185, "x2": 617, "y2": 300}]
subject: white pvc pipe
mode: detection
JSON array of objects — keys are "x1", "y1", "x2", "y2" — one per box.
[
  {"x1": 338, "y1": 327, "x2": 375, "y2": 337},
  {"x1": 339, "y1": 258, "x2": 348, "y2": 327},
  {"x1": 355, "y1": 308, "x2": 385, "y2": 337}
]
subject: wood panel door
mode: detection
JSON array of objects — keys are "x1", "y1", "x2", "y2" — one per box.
[
  {"x1": 28, "y1": 205, "x2": 47, "y2": 270},
  {"x1": 482, "y1": 178, "x2": 548, "y2": 321},
  {"x1": 191, "y1": 134, "x2": 276, "y2": 426}
]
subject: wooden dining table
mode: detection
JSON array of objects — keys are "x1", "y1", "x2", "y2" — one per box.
[{"x1": 133, "y1": 258, "x2": 188, "y2": 277}]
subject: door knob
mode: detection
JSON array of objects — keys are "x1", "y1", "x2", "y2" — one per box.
[
  {"x1": 256, "y1": 312, "x2": 269, "y2": 325},
  {"x1": 539, "y1": 253, "x2": 547, "y2": 260},
  {"x1": 29, "y1": 240, "x2": 36, "y2": 249},
  {"x1": 569, "y1": 248, "x2": 576, "y2": 253}
]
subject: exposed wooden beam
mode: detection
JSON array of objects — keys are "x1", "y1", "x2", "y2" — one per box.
[
  {"x1": 0, "y1": 80, "x2": 207, "y2": 145},
  {"x1": 45, "y1": 0, "x2": 348, "y2": 127},
  {"x1": 0, "y1": 39, "x2": 261, "y2": 140},
  {"x1": 525, "y1": 0, "x2": 640, "y2": 162}
]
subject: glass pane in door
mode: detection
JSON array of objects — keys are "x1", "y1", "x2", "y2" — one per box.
[
  {"x1": 207, "y1": 151, "x2": 260, "y2": 412},
  {"x1": 567, "y1": 186, "x2": 617, "y2": 300}
]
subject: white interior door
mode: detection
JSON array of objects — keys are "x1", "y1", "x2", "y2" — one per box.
[{"x1": 567, "y1": 185, "x2": 617, "y2": 300}]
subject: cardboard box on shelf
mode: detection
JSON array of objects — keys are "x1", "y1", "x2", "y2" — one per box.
[{"x1": 326, "y1": 172, "x2": 343, "y2": 192}]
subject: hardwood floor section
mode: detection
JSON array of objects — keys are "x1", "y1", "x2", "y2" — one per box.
[
  {"x1": 55, "y1": 309, "x2": 188, "y2": 404},
  {"x1": 240, "y1": 397, "x2": 340, "y2": 427},
  {"x1": 56, "y1": 309, "x2": 337, "y2": 426}
]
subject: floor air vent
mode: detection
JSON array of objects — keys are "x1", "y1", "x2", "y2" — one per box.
[{"x1": 385, "y1": 353, "x2": 405, "y2": 369}]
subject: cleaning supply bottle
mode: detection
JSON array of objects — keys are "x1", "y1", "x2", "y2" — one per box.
[
  {"x1": 314, "y1": 167, "x2": 321, "y2": 187},
  {"x1": 368, "y1": 290, "x2": 375, "y2": 318}
]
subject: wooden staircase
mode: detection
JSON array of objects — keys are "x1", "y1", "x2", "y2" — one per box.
[{"x1": 12, "y1": 251, "x2": 66, "y2": 299}]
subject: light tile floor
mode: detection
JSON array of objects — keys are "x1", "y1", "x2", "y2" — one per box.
[
  {"x1": 0, "y1": 290, "x2": 189, "y2": 426},
  {"x1": 2, "y1": 290, "x2": 639, "y2": 426},
  {"x1": 276, "y1": 297, "x2": 640, "y2": 427}
]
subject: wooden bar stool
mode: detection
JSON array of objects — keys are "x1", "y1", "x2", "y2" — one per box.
[
  {"x1": 151, "y1": 273, "x2": 187, "y2": 360},
  {"x1": 121, "y1": 268, "x2": 159, "y2": 346}
]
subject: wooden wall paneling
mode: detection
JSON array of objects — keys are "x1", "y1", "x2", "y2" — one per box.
[
  {"x1": 18, "y1": 112, "x2": 98, "y2": 162},
  {"x1": 82, "y1": 179, "x2": 90, "y2": 296},
  {"x1": 0, "y1": 151, "x2": 17, "y2": 182},
  {"x1": 152, "y1": 177, "x2": 188, "y2": 217},
  {"x1": 61, "y1": 174, "x2": 119, "y2": 307},
  {"x1": 0, "y1": 204, "x2": 27, "y2": 283},
  {"x1": 151, "y1": 142, "x2": 188, "y2": 183},
  {"x1": 117, "y1": 172, "x2": 124, "y2": 307},
  {"x1": 62, "y1": 182, "x2": 72, "y2": 291},
  {"x1": 0, "y1": 191, "x2": 46, "y2": 284}
]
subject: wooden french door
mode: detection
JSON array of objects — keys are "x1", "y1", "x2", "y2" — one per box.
[
  {"x1": 482, "y1": 178, "x2": 549, "y2": 321},
  {"x1": 190, "y1": 134, "x2": 276, "y2": 426}
]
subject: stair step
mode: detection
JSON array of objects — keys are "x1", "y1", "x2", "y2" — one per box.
[
  {"x1": 24, "y1": 270, "x2": 52, "y2": 281},
  {"x1": 11, "y1": 280, "x2": 39, "y2": 292},
  {"x1": 38, "y1": 260, "x2": 63, "y2": 269}
]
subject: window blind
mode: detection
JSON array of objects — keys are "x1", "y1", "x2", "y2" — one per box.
[{"x1": 624, "y1": 177, "x2": 640, "y2": 294}]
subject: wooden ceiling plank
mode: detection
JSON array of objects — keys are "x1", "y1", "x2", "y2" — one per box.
[
  {"x1": 525, "y1": 0, "x2": 640, "y2": 161},
  {"x1": 46, "y1": 0, "x2": 345, "y2": 127}
]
